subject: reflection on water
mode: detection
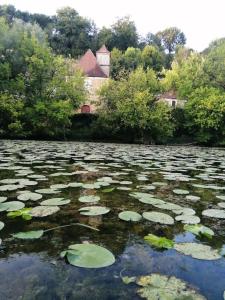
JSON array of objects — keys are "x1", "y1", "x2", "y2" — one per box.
[{"x1": 0, "y1": 140, "x2": 224, "y2": 299}]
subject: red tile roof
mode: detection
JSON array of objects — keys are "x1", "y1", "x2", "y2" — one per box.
[
  {"x1": 96, "y1": 44, "x2": 110, "y2": 53},
  {"x1": 78, "y1": 49, "x2": 107, "y2": 78}
]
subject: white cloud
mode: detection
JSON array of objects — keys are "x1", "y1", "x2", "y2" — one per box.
[{"x1": 2, "y1": 0, "x2": 225, "y2": 51}]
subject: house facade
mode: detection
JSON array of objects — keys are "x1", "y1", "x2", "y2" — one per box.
[
  {"x1": 158, "y1": 90, "x2": 187, "y2": 108},
  {"x1": 77, "y1": 45, "x2": 110, "y2": 113}
]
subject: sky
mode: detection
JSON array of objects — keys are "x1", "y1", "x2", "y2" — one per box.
[{"x1": 2, "y1": 0, "x2": 225, "y2": 51}]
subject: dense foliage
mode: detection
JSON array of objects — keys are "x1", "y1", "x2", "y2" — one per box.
[
  {"x1": 0, "y1": 17, "x2": 86, "y2": 138},
  {"x1": 0, "y1": 4, "x2": 224, "y2": 145}
]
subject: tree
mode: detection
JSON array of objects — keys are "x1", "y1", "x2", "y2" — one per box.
[
  {"x1": 111, "y1": 16, "x2": 138, "y2": 51},
  {"x1": 49, "y1": 7, "x2": 97, "y2": 57},
  {"x1": 97, "y1": 27, "x2": 114, "y2": 50},
  {"x1": 156, "y1": 27, "x2": 186, "y2": 54},
  {"x1": 98, "y1": 67, "x2": 173, "y2": 143},
  {"x1": 185, "y1": 87, "x2": 225, "y2": 144},
  {"x1": 204, "y1": 40, "x2": 225, "y2": 90},
  {"x1": 141, "y1": 45, "x2": 164, "y2": 72}
]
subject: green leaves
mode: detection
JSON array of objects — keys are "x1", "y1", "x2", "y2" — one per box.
[
  {"x1": 118, "y1": 211, "x2": 142, "y2": 222},
  {"x1": 7, "y1": 208, "x2": 32, "y2": 220},
  {"x1": 184, "y1": 224, "x2": 214, "y2": 238},
  {"x1": 144, "y1": 234, "x2": 174, "y2": 249},
  {"x1": 174, "y1": 243, "x2": 221, "y2": 260},
  {"x1": 79, "y1": 206, "x2": 110, "y2": 216},
  {"x1": 12, "y1": 230, "x2": 44, "y2": 239},
  {"x1": 61, "y1": 244, "x2": 115, "y2": 268}
]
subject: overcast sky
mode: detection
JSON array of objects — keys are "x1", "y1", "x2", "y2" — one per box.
[{"x1": 2, "y1": 0, "x2": 225, "y2": 51}]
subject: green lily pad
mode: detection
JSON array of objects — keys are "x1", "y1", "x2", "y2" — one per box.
[
  {"x1": 216, "y1": 195, "x2": 225, "y2": 201},
  {"x1": 12, "y1": 230, "x2": 44, "y2": 239},
  {"x1": 35, "y1": 188, "x2": 59, "y2": 194},
  {"x1": 40, "y1": 198, "x2": 71, "y2": 206},
  {"x1": 61, "y1": 244, "x2": 115, "y2": 268},
  {"x1": 0, "y1": 184, "x2": 24, "y2": 191},
  {"x1": 121, "y1": 276, "x2": 136, "y2": 284},
  {"x1": 173, "y1": 189, "x2": 190, "y2": 195},
  {"x1": 17, "y1": 192, "x2": 42, "y2": 201},
  {"x1": 118, "y1": 211, "x2": 142, "y2": 222},
  {"x1": 7, "y1": 208, "x2": 32, "y2": 220},
  {"x1": 0, "y1": 221, "x2": 5, "y2": 231},
  {"x1": 144, "y1": 234, "x2": 174, "y2": 249},
  {"x1": 186, "y1": 195, "x2": 200, "y2": 202},
  {"x1": 184, "y1": 224, "x2": 214, "y2": 238},
  {"x1": 0, "y1": 197, "x2": 7, "y2": 203},
  {"x1": 0, "y1": 201, "x2": 25, "y2": 212},
  {"x1": 218, "y1": 202, "x2": 225, "y2": 209},
  {"x1": 79, "y1": 206, "x2": 110, "y2": 216},
  {"x1": 102, "y1": 187, "x2": 115, "y2": 193},
  {"x1": 30, "y1": 205, "x2": 60, "y2": 217},
  {"x1": 68, "y1": 182, "x2": 83, "y2": 188},
  {"x1": 202, "y1": 209, "x2": 225, "y2": 219},
  {"x1": 143, "y1": 211, "x2": 174, "y2": 225},
  {"x1": 175, "y1": 214, "x2": 200, "y2": 224},
  {"x1": 135, "y1": 273, "x2": 206, "y2": 300},
  {"x1": 174, "y1": 242, "x2": 221, "y2": 260},
  {"x1": 78, "y1": 195, "x2": 100, "y2": 203}
]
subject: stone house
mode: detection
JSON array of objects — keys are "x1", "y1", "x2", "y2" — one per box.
[
  {"x1": 158, "y1": 90, "x2": 187, "y2": 108},
  {"x1": 77, "y1": 45, "x2": 110, "y2": 113}
]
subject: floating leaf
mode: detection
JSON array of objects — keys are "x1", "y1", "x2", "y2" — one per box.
[
  {"x1": 12, "y1": 230, "x2": 44, "y2": 239},
  {"x1": 41, "y1": 198, "x2": 70, "y2": 206},
  {"x1": 135, "y1": 273, "x2": 206, "y2": 300},
  {"x1": 173, "y1": 189, "x2": 189, "y2": 195},
  {"x1": 0, "y1": 201, "x2": 25, "y2": 212},
  {"x1": 17, "y1": 192, "x2": 42, "y2": 201},
  {"x1": 79, "y1": 206, "x2": 110, "y2": 216},
  {"x1": 174, "y1": 242, "x2": 221, "y2": 260},
  {"x1": 0, "y1": 197, "x2": 7, "y2": 203},
  {"x1": 78, "y1": 195, "x2": 100, "y2": 203},
  {"x1": 7, "y1": 208, "x2": 32, "y2": 220},
  {"x1": 184, "y1": 224, "x2": 214, "y2": 238},
  {"x1": 144, "y1": 234, "x2": 174, "y2": 249},
  {"x1": 202, "y1": 209, "x2": 225, "y2": 219},
  {"x1": 35, "y1": 188, "x2": 59, "y2": 194},
  {"x1": 143, "y1": 211, "x2": 174, "y2": 225},
  {"x1": 186, "y1": 195, "x2": 200, "y2": 202},
  {"x1": 218, "y1": 202, "x2": 225, "y2": 209},
  {"x1": 62, "y1": 244, "x2": 115, "y2": 268},
  {"x1": 122, "y1": 276, "x2": 136, "y2": 284},
  {"x1": 175, "y1": 214, "x2": 200, "y2": 224},
  {"x1": 118, "y1": 211, "x2": 142, "y2": 222},
  {"x1": 30, "y1": 205, "x2": 60, "y2": 217},
  {"x1": 216, "y1": 195, "x2": 225, "y2": 201},
  {"x1": 102, "y1": 187, "x2": 115, "y2": 193},
  {"x1": 0, "y1": 221, "x2": 4, "y2": 231}
]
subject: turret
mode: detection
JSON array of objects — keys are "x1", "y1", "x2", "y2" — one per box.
[{"x1": 96, "y1": 45, "x2": 110, "y2": 77}]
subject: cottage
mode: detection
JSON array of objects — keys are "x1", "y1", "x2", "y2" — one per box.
[
  {"x1": 158, "y1": 90, "x2": 186, "y2": 108},
  {"x1": 77, "y1": 45, "x2": 110, "y2": 113}
]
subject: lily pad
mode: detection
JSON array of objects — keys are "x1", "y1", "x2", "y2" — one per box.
[
  {"x1": 0, "y1": 201, "x2": 25, "y2": 212},
  {"x1": 30, "y1": 205, "x2": 60, "y2": 217},
  {"x1": 78, "y1": 195, "x2": 100, "y2": 203},
  {"x1": 173, "y1": 189, "x2": 190, "y2": 195},
  {"x1": 143, "y1": 211, "x2": 174, "y2": 225},
  {"x1": 12, "y1": 230, "x2": 44, "y2": 239},
  {"x1": 40, "y1": 198, "x2": 70, "y2": 206},
  {"x1": 184, "y1": 224, "x2": 214, "y2": 238},
  {"x1": 7, "y1": 208, "x2": 32, "y2": 220},
  {"x1": 17, "y1": 192, "x2": 42, "y2": 201},
  {"x1": 144, "y1": 234, "x2": 174, "y2": 249},
  {"x1": 35, "y1": 188, "x2": 59, "y2": 194},
  {"x1": 79, "y1": 206, "x2": 110, "y2": 216},
  {"x1": 0, "y1": 221, "x2": 4, "y2": 231},
  {"x1": 202, "y1": 209, "x2": 225, "y2": 219},
  {"x1": 0, "y1": 197, "x2": 7, "y2": 203},
  {"x1": 174, "y1": 242, "x2": 221, "y2": 260},
  {"x1": 175, "y1": 214, "x2": 200, "y2": 224},
  {"x1": 61, "y1": 244, "x2": 115, "y2": 268},
  {"x1": 118, "y1": 211, "x2": 142, "y2": 222},
  {"x1": 135, "y1": 273, "x2": 206, "y2": 300}
]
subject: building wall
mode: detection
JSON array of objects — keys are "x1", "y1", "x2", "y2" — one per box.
[
  {"x1": 158, "y1": 98, "x2": 186, "y2": 108},
  {"x1": 80, "y1": 77, "x2": 109, "y2": 113},
  {"x1": 96, "y1": 53, "x2": 110, "y2": 77}
]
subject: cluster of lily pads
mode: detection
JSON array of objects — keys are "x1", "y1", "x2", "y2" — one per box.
[{"x1": 0, "y1": 141, "x2": 225, "y2": 298}]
